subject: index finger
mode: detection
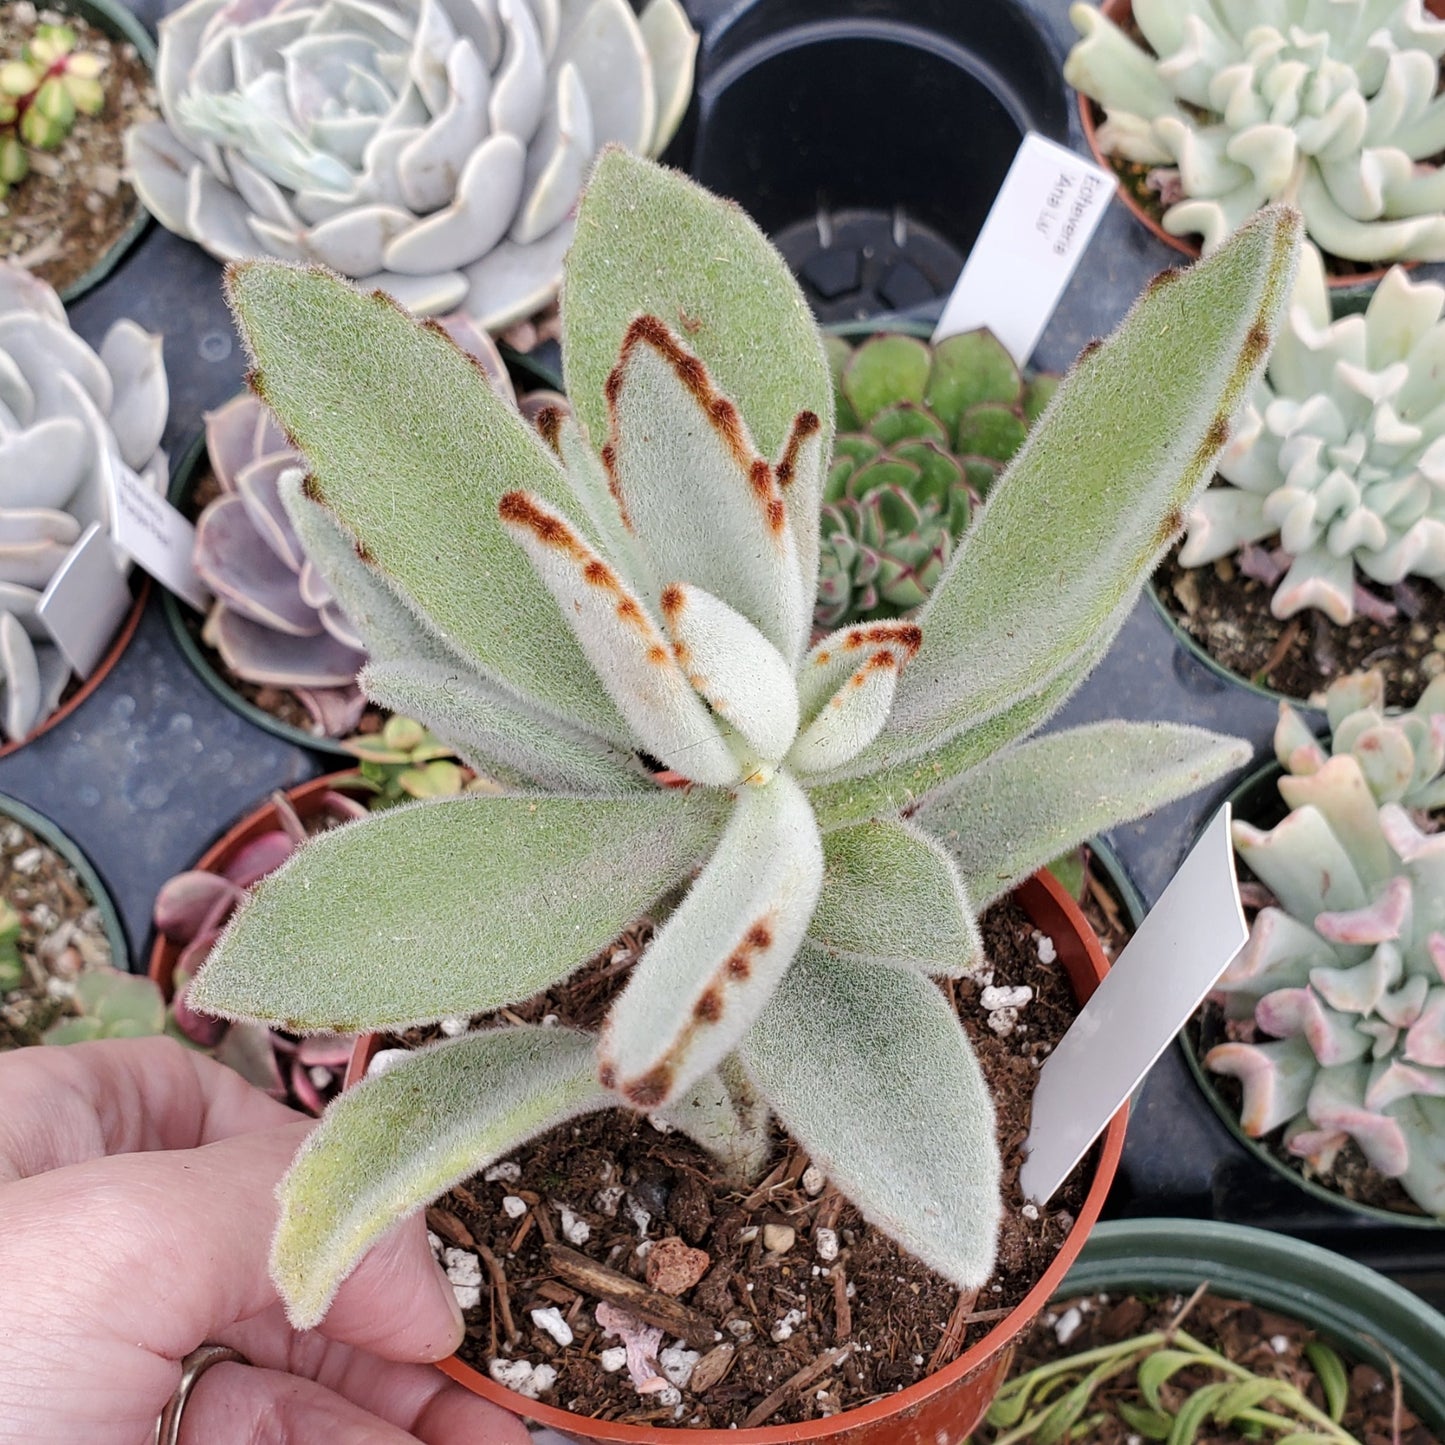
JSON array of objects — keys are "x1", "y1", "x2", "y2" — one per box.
[{"x1": 0, "y1": 1036, "x2": 298, "y2": 1181}]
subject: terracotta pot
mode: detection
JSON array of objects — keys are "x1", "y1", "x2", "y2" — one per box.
[
  {"x1": 1077, "y1": 0, "x2": 1428, "y2": 298},
  {"x1": 148, "y1": 771, "x2": 369, "y2": 991},
  {"x1": 346, "y1": 866, "x2": 1128, "y2": 1445},
  {"x1": 0, "y1": 578, "x2": 149, "y2": 763}
]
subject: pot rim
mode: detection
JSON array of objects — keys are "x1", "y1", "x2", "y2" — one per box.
[
  {"x1": 0, "y1": 578, "x2": 150, "y2": 764},
  {"x1": 43, "y1": 0, "x2": 157, "y2": 304},
  {"x1": 1061, "y1": 1218, "x2": 1445, "y2": 1431},
  {"x1": 0, "y1": 789, "x2": 129, "y2": 972},
  {"x1": 1179, "y1": 756, "x2": 1445, "y2": 1231},
  {"x1": 1075, "y1": 0, "x2": 1416, "y2": 300},
  {"x1": 345, "y1": 865, "x2": 1129, "y2": 1443},
  {"x1": 162, "y1": 430, "x2": 357, "y2": 759},
  {"x1": 147, "y1": 770, "x2": 368, "y2": 990}
]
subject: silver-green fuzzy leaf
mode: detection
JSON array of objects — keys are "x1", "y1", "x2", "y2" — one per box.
[
  {"x1": 192, "y1": 791, "x2": 730, "y2": 1031},
  {"x1": 809, "y1": 818, "x2": 980, "y2": 976},
  {"x1": 225, "y1": 262, "x2": 631, "y2": 744},
  {"x1": 273, "y1": 1027, "x2": 610, "y2": 1327},
  {"x1": 740, "y1": 944, "x2": 1000, "y2": 1291},
  {"x1": 915, "y1": 723, "x2": 1251, "y2": 908},
  {"x1": 563, "y1": 148, "x2": 833, "y2": 600},
  {"x1": 359, "y1": 658, "x2": 647, "y2": 793},
  {"x1": 841, "y1": 206, "x2": 1301, "y2": 781}
]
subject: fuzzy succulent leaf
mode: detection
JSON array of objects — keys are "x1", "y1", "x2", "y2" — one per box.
[
  {"x1": 273, "y1": 1026, "x2": 611, "y2": 1327},
  {"x1": 226, "y1": 264, "x2": 631, "y2": 745},
  {"x1": 740, "y1": 943, "x2": 1000, "y2": 1291},
  {"x1": 191, "y1": 792, "x2": 729, "y2": 1031},
  {"x1": 359, "y1": 658, "x2": 646, "y2": 794},
  {"x1": 836, "y1": 205, "x2": 1301, "y2": 786},
  {"x1": 808, "y1": 818, "x2": 981, "y2": 976},
  {"x1": 562, "y1": 147, "x2": 833, "y2": 602},
  {"x1": 599, "y1": 773, "x2": 822, "y2": 1109},
  {"x1": 914, "y1": 722, "x2": 1251, "y2": 909}
]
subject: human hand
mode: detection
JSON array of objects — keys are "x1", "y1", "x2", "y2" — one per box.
[{"x1": 0, "y1": 1036, "x2": 532, "y2": 1444}]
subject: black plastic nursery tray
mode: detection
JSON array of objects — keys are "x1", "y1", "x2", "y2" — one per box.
[{"x1": 7, "y1": 0, "x2": 1439, "y2": 1305}]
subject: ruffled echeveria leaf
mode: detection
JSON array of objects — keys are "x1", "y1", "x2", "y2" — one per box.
[{"x1": 273, "y1": 1027, "x2": 611, "y2": 1327}]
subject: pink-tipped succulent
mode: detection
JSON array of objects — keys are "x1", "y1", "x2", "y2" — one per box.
[
  {"x1": 152, "y1": 786, "x2": 365, "y2": 1111},
  {"x1": 1207, "y1": 670, "x2": 1445, "y2": 1216},
  {"x1": 193, "y1": 316, "x2": 519, "y2": 736}
]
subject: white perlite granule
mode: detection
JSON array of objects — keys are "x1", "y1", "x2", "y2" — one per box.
[
  {"x1": 530, "y1": 1307, "x2": 574, "y2": 1347},
  {"x1": 501, "y1": 1196, "x2": 528, "y2": 1219}
]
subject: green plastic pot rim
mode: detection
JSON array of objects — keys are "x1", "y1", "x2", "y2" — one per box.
[
  {"x1": 1144, "y1": 575, "x2": 1331, "y2": 716},
  {"x1": 0, "y1": 789, "x2": 129, "y2": 973},
  {"x1": 163, "y1": 429, "x2": 355, "y2": 759},
  {"x1": 1059, "y1": 1218, "x2": 1445, "y2": 1433},
  {"x1": 1178, "y1": 756, "x2": 1445, "y2": 1231},
  {"x1": 31, "y1": 0, "x2": 157, "y2": 305},
  {"x1": 1077, "y1": 0, "x2": 1413, "y2": 305}
]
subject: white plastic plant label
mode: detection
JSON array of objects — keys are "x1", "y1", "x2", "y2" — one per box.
[
  {"x1": 933, "y1": 133, "x2": 1117, "y2": 364},
  {"x1": 35, "y1": 523, "x2": 133, "y2": 677},
  {"x1": 1020, "y1": 806, "x2": 1247, "y2": 1204},
  {"x1": 109, "y1": 466, "x2": 211, "y2": 612}
]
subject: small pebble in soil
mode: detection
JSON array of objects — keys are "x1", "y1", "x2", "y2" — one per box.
[
  {"x1": 815, "y1": 1226, "x2": 840, "y2": 1261},
  {"x1": 557, "y1": 1204, "x2": 590, "y2": 1245},
  {"x1": 1021, "y1": 1204, "x2": 1039, "y2": 1221},
  {"x1": 501, "y1": 1196, "x2": 527, "y2": 1219},
  {"x1": 981, "y1": 985, "x2": 1033, "y2": 1011},
  {"x1": 443, "y1": 1248, "x2": 482, "y2": 1309},
  {"x1": 762, "y1": 1223, "x2": 795, "y2": 1254},
  {"x1": 1033, "y1": 932, "x2": 1057, "y2": 964},
  {"x1": 599, "y1": 1347, "x2": 627, "y2": 1373},
  {"x1": 770, "y1": 1308, "x2": 805, "y2": 1342},
  {"x1": 1054, "y1": 1306, "x2": 1083, "y2": 1345},
  {"x1": 801, "y1": 1164, "x2": 825, "y2": 1196},
  {"x1": 439, "y1": 1016, "x2": 468, "y2": 1036},
  {"x1": 367, "y1": 1048, "x2": 409, "y2": 1076},
  {"x1": 483, "y1": 1161, "x2": 521, "y2": 1183},
  {"x1": 487, "y1": 1359, "x2": 555, "y2": 1399},
  {"x1": 658, "y1": 1342, "x2": 699, "y2": 1388},
  {"x1": 594, "y1": 1184, "x2": 625, "y2": 1216},
  {"x1": 530, "y1": 1306, "x2": 573, "y2": 1347}
]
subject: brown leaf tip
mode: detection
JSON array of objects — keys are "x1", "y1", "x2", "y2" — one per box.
[
  {"x1": 1145, "y1": 268, "x2": 1180, "y2": 296},
  {"x1": 301, "y1": 473, "x2": 325, "y2": 503},
  {"x1": 1078, "y1": 338, "x2": 1103, "y2": 363},
  {"x1": 534, "y1": 405, "x2": 564, "y2": 454},
  {"x1": 776, "y1": 411, "x2": 822, "y2": 487},
  {"x1": 660, "y1": 583, "x2": 687, "y2": 622},
  {"x1": 623, "y1": 1065, "x2": 674, "y2": 1110},
  {"x1": 498, "y1": 491, "x2": 587, "y2": 562},
  {"x1": 353, "y1": 538, "x2": 375, "y2": 564}
]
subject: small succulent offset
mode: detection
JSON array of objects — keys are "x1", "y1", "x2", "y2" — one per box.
[
  {"x1": 1180, "y1": 249, "x2": 1445, "y2": 624},
  {"x1": 816, "y1": 330, "x2": 1056, "y2": 630},
  {"x1": 0, "y1": 899, "x2": 23, "y2": 991},
  {"x1": 191, "y1": 150, "x2": 1297, "y2": 1337},
  {"x1": 343, "y1": 715, "x2": 488, "y2": 807},
  {"x1": 1207, "y1": 670, "x2": 1445, "y2": 1216},
  {"x1": 0, "y1": 262, "x2": 167, "y2": 741},
  {"x1": 0, "y1": 22, "x2": 106, "y2": 199},
  {"x1": 126, "y1": 0, "x2": 697, "y2": 328},
  {"x1": 1066, "y1": 0, "x2": 1445, "y2": 265}
]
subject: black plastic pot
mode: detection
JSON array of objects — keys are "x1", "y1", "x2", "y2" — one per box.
[
  {"x1": 1060, "y1": 1218, "x2": 1445, "y2": 1435},
  {"x1": 685, "y1": 0, "x2": 1072, "y2": 322}
]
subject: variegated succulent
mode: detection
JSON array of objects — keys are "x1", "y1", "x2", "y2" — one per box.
[
  {"x1": 1067, "y1": 0, "x2": 1445, "y2": 266},
  {"x1": 193, "y1": 315, "x2": 516, "y2": 734},
  {"x1": 125, "y1": 0, "x2": 697, "y2": 328},
  {"x1": 0, "y1": 21, "x2": 107, "y2": 198},
  {"x1": 816, "y1": 330, "x2": 1056, "y2": 630},
  {"x1": 1207, "y1": 670, "x2": 1445, "y2": 1216},
  {"x1": 189, "y1": 150, "x2": 1297, "y2": 1336},
  {"x1": 0, "y1": 262, "x2": 167, "y2": 741},
  {"x1": 1180, "y1": 248, "x2": 1445, "y2": 624}
]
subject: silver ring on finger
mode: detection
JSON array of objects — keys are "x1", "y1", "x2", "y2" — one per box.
[{"x1": 152, "y1": 1343, "x2": 250, "y2": 1445}]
